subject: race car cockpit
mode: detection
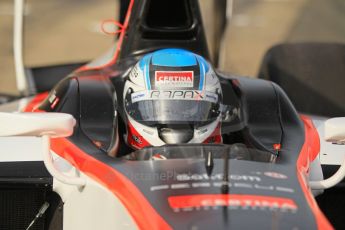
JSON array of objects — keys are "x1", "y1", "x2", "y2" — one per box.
[{"x1": 38, "y1": 48, "x2": 304, "y2": 165}]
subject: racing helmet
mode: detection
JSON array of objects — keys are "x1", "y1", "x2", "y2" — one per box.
[{"x1": 123, "y1": 48, "x2": 223, "y2": 149}]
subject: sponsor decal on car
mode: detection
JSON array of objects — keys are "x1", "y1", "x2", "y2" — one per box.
[
  {"x1": 264, "y1": 171, "x2": 288, "y2": 179},
  {"x1": 168, "y1": 194, "x2": 298, "y2": 213},
  {"x1": 176, "y1": 173, "x2": 261, "y2": 182},
  {"x1": 149, "y1": 172, "x2": 295, "y2": 194},
  {"x1": 155, "y1": 71, "x2": 194, "y2": 88},
  {"x1": 131, "y1": 92, "x2": 146, "y2": 102},
  {"x1": 131, "y1": 90, "x2": 218, "y2": 103}
]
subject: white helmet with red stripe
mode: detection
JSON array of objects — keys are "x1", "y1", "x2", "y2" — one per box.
[{"x1": 123, "y1": 48, "x2": 223, "y2": 149}]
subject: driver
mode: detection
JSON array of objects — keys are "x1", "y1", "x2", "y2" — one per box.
[{"x1": 123, "y1": 48, "x2": 223, "y2": 150}]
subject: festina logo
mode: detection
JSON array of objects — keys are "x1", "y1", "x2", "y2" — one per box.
[{"x1": 155, "y1": 71, "x2": 194, "y2": 88}]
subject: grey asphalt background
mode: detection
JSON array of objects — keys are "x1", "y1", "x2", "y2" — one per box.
[{"x1": 0, "y1": 0, "x2": 344, "y2": 95}]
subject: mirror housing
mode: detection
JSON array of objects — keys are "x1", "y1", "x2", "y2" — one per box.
[
  {"x1": 0, "y1": 112, "x2": 76, "y2": 138},
  {"x1": 0, "y1": 112, "x2": 85, "y2": 187},
  {"x1": 324, "y1": 117, "x2": 345, "y2": 144}
]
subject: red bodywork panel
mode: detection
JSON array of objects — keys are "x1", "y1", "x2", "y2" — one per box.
[{"x1": 297, "y1": 115, "x2": 332, "y2": 229}]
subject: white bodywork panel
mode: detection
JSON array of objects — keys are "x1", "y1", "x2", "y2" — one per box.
[
  {"x1": 309, "y1": 156, "x2": 324, "y2": 196},
  {"x1": 0, "y1": 112, "x2": 76, "y2": 138},
  {"x1": 312, "y1": 117, "x2": 345, "y2": 165},
  {"x1": 324, "y1": 118, "x2": 345, "y2": 143},
  {"x1": 60, "y1": 177, "x2": 138, "y2": 230},
  {"x1": 0, "y1": 99, "x2": 44, "y2": 161},
  {"x1": 0, "y1": 100, "x2": 44, "y2": 162},
  {"x1": 52, "y1": 155, "x2": 138, "y2": 230},
  {"x1": 0, "y1": 136, "x2": 42, "y2": 162}
]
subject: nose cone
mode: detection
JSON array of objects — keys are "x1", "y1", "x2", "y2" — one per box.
[{"x1": 158, "y1": 126, "x2": 194, "y2": 144}]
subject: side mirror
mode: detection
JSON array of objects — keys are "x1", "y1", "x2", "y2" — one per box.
[
  {"x1": 324, "y1": 117, "x2": 345, "y2": 144},
  {"x1": 0, "y1": 112, "x2": 85, "y2": 187},
  {"x1": 0, "y1": 112, "x2": 76, "y2": 138},
  {"x1": 310, "y1": 117, "x2": 345, "y2": 189}
]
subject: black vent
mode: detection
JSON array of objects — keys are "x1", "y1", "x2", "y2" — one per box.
[
  {"x1": 119, "y1": 0, "x2": 210, "y2": 59},
  {"x1": 145, "y1": 0, "x2": 192, "y2": 29},
  {"x1": 0, "y1": 188, "x2": 47, "y2": 230}
]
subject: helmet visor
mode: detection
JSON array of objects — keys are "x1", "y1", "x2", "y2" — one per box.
[{"x1": 125, "y1": 90, "x2": 221, "y2": 126}]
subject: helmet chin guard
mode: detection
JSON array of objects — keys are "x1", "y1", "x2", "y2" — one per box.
[{"x1": 158, "y1": 125, "x2": 194, "y2": 144}]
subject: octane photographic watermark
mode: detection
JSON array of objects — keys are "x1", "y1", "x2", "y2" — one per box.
[{"x1": 123, "y1": 170, "x2": 179, "y2": 182}]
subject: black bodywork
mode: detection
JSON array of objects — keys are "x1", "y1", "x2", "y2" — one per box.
[
  {"x1": 0, "y1": 162, "x2": 62, "y2": 230},
  {"x1": 120, "y1": 0, "x2": 210, "y2": 60}
]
